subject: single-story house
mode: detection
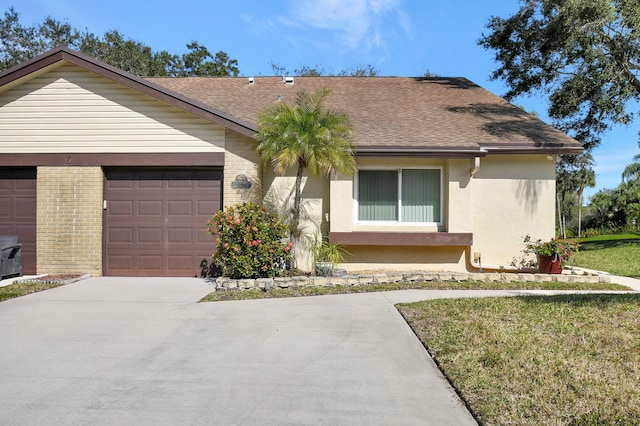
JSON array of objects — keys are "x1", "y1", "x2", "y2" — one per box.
[{"x1": 0, "y1": 47, "x2": 582, "y2": 277}]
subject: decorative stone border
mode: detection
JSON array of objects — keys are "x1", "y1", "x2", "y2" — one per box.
[{"x1": 214, "y1": 270, "x2": 610, "y2": 291}]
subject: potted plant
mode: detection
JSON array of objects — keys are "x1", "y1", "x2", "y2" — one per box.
[
  {"x1": 523, "y1": 235, "x2": 580, "y2": 274},
  {"x1": 313, "y1": 237, "x2": 347, "y2": 277}
]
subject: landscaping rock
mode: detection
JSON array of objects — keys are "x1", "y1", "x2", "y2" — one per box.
[
  {"x1": 534, "y1": 274, "x2": 553, "y2": 282},
  {"x1": 373, "y1": 274, "x2": 389, "y2": 284},
  {"x1": 452, "y1": 273, "x2": 470, "y2": 282},
  {"x1": 213, "y1": 269, "x2": 614, "y2": 291},
  {"x1": 256, "y1": 278, "x2": 273, "y2": 290},
  {"x1": 517, "y1": 273, "x2": 536, "y2": 282},
  {"x1": 274, "y1": 277, "x2": 291, "y2": 288}
]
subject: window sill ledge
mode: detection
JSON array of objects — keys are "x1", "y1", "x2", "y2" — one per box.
[{"x1": 329, "y1": 232, "x2": 473, "y2": 247}]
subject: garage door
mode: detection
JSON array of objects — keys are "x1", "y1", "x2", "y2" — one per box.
[
  {"x1": 0, "y1": 168, "x2": 37, "y2": 275},
  {"x1": 104, "y1": 168, "x2": 222, "y2": 277}
]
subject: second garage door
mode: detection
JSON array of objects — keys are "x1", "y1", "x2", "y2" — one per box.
[
  {"x1": 104, "y1": 168, "x2": 222, "y2": 277},
  {"x1": 0, "y1": 168, "x2": 37, "y2": 275}
]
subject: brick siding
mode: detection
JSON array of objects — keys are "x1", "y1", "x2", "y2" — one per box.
[
  {"x1": 224, "y1": 130, "x2": 262, "y2": 207},
  {"x1": 36, "y1": 167, "x2": 103, "y2": 276}
]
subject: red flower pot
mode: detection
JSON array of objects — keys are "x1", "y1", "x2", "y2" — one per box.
[{"x1": 537, "y1": 254, "x2": 562, "y2": 274}]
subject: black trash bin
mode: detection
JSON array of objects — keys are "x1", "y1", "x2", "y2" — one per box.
[{"x1": 0, "y1": 235, "x2": 23, "y2": 280}]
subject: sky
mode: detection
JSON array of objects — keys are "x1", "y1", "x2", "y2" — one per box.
[{"x1": 8, "y1": 0, "x2": 640, "y2": 200}]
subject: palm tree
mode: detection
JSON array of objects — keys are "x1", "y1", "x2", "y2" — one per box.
[
  {"x1": 575, "y1": 165, "x2": 596, "y2": 238},
  {"x1": 256, "y1": 87, "x2": 356, "y2": 245},
  {"x1": 556, "y1": 153, "x2": 595, "y2": 238},
  {"x1": 622, "y1": 154, "x2": 640, "y2": 184}
]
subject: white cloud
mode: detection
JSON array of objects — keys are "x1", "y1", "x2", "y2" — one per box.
[{"x1": 281, "y1": 0, "x2": 408, "y2": 50}]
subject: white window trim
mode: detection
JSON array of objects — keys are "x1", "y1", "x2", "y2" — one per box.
[{"x1": 354, "y1": 167, "x2": 443, "y2": 226}]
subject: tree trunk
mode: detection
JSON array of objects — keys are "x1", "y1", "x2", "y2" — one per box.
[
  {"x1": 577, "y1": 190, "x2": 583, "y2": 238},
  {"x1": 291, "y1": 163, "x2": 304, "y2": 241},
  {"x1": 557, "y1": 193, "x2": 564, "y2": 238}
]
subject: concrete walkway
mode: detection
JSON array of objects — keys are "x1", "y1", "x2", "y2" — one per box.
[{"x1": 0, "y1": 276, "x2": 638, "y2": 425}]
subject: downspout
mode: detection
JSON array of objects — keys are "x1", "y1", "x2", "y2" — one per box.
[
  {"x1": 470, "y1": 156, "x2": 481, "y2": 177},
  {"x1": 466, "y1": 154, "x2": 519, "y2": 272}
]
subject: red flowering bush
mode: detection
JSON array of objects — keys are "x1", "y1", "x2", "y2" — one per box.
[{"x1": 207, "y1": 203, "x2": 292, "y2": 279}]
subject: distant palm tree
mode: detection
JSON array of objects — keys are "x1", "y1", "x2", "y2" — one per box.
[
  {"x1": 575, "y1": 159, "x2": 596, "y2": 238},
  {"x1": 622, "y1": 154, "x2": 640, "y2": 184},
  {"x1": 256, "y1": 87, "x2": 356, "y2": 246}
]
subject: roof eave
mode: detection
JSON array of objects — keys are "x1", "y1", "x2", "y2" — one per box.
[
  {"x1": 0, "y1": 47, "x2": 257, "y2": 138},
  {"x1": 355, "y1": 146, "x2": 489, "y2": 158},
  {"x1": 356, "y1": 144, "x2": 583, "y2": 157},
  {"x1": 480, "y1": 145, "x2": 584, "y2": 155}
]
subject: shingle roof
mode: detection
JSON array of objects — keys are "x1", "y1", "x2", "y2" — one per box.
[
  {"x1": 0, "y1": 47, "x2": 581, "y2": 156},
  {"x1": 146, "y1": 76, "x2": 583, "y2": 155}
]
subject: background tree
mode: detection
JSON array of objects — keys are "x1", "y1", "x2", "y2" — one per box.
[
  {"x1": 585, "y1": 154, "x2": 640, "y2": 230},
  {"x1": 622, "y1": 153, "x2": 640, "y2": 183},
  {"x1": 0, "y1": 7, "x2": 239, "y2": 76},
  {"x1": 177, "y1": 42, "x2": 239, "y2": 77},
  {"x1": 270, "y1": 62, "x2": 379, "y2": 77},
  {"x1": 0, "y1": 8, "x2": 81, "y2": 69},
  {"x1": 619, "y1": 154, "x2": 640, "y2": 225},
  {"x1": 256, "y1": 87, "x2": 356, "y2": 257},
  {"x1": 574, "y1": 156, "x2": 596, "y2": 238},
  {"x1": 479, "y1": 0, "x2": 640, "y2": 151},
  {"x1": 555, "y1": 157, "x2": 577, "y2": 238},
  {"x1": 556, "y1": 154, "x2": 596, "y2": 237},
  {"x1": 79, "y1": 30, "x2": 177, "y2": 76}
]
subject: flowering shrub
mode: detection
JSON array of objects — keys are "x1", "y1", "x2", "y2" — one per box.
[{"x1": 207, "y1": 203, "x2": 292, "y2": 279}]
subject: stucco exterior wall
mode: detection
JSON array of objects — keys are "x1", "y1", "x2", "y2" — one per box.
[
  {"x1": 37, "y1": 166, "x2": 103, "y2": 276},
  {"x1": 329, "y1": 154, "x2": 556, "y2": 272},
  {"x1": 262, "y1": 168, "x2": 330, "y2": 271},
  {"x1": 470, "y1": 154, "x2": 556, "y2": 268},
  {"x1": 0, "y1": 63, "x2": 226, "y2": 153}
]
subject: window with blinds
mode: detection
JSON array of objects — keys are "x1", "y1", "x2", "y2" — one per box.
[{"x1": 357, "y1": 168, "x2": 441, "y2": 223}]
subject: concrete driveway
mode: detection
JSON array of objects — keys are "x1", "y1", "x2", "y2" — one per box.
[{"x1": 0, "y1": 277, "x2": 493, "y2": 425}]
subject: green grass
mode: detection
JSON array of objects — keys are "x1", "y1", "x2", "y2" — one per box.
[
  {"x1": 397, "y1": 294, "x2": 640, "y2": 425},
  {"x1": 576, "y1": 232, "x2": 640, "y2": 243},
  {"x1": 573, "y1": 235, "x2": 640, "y2": 278},
  {"x1": 0, "y1": 281, "x2": 64, "y2": 302},
  {"x1": 200, "y1": 280, "x2": 629, "y2": 302}
]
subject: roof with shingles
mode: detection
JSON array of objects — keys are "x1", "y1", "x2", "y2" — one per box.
[
  {"x1": 146, "y1": 75, "x2": 583, "y2": 155},
  {"x1": 0, "y1": 47, "x2": 582, "y2": 156}
]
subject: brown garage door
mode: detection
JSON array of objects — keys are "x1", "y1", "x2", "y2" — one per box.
[
  {"x1": 0, "y1": 168, "x2": 37, "y2": 275},
  {"x1": 104, "y1": 168, "x2": 222, "y2": 277}
]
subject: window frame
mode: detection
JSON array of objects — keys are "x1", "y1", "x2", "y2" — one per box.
[{"x1": 354, "y1": 167, "x2": 443, "y2": 226}]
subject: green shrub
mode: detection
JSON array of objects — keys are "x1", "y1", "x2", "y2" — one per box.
[
  {"x1": 582, "y1": 224, "x2": 640, "y2": 237},
  {"x1": 207, "y1": 203, "x2": 292, "y2": 278}
]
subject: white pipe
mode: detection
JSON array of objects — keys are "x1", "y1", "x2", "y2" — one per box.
[
  {"x1": 467, "y1": 248, "x2": 520, "y2": 272},
  {"x1": 470, "y1": 157, "x2": 481, "y2": 176}
]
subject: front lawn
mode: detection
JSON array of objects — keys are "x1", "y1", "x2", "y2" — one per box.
[
  {"x1": 398, "y1": 294, "x2": 640, "y2": 425},
  {"x1": 0, "y1": 281, "x2": 64, "y2": 302},
  {"x1": 573, "y1": 234, "x2": 640, "y2": 277}
]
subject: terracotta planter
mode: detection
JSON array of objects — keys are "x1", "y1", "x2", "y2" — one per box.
[{"x1": 537, "y1": 254, "x2": 562, "y2": 274}]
